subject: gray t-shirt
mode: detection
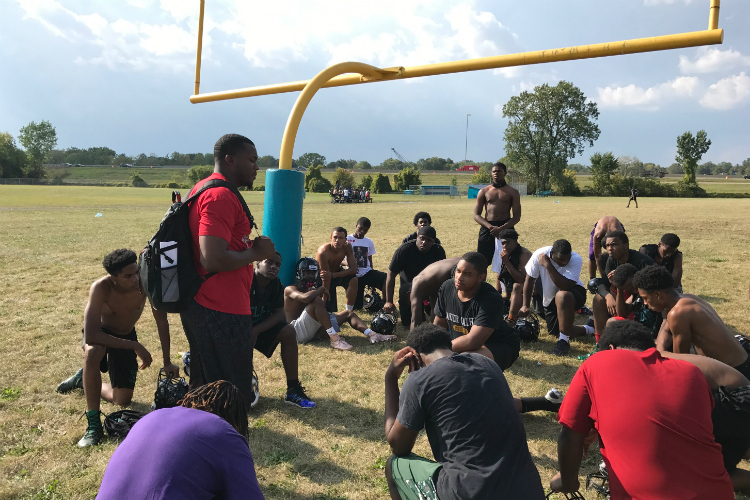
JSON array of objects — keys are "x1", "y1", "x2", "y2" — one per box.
[{"x1": 396, "y1": 353, "x2": 545, "y2": 500}]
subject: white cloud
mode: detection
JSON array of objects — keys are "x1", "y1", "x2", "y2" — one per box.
[
  {"x1": 679, "y1": 48, "x2": 750, "y2": 74},
  {"x1": 125, "y1": 0, "x2": 152, "y2": 8},
  {"x1": 597, "y1": 76, "x2": 699, "y2": 109},
  {"x1": 643, "y1": 0, "x2": 692, "y2": 5},
  {"x1": 699, "y1": 72, "x2": 750, "y2": 109}
]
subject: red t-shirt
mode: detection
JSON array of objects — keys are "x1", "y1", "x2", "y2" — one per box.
[
  {"x1": 188, "y1": 173, "x2": 253, "y2": 315},
  {"x1": 558, "y1": 348, "x2": 733, "y2": 500}
]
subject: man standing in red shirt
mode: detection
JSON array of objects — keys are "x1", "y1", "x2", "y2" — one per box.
[
  {"x1": 180, "y1": 134, "x2": 275, "y2": 409},
  {"x1": 551, "y1": 320, "x2": 734, "y2": 499}
]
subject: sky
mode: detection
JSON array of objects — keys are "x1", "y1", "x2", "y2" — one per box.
[{"x1": 1, "y1": 0, "x2": 749, "y2": 167}]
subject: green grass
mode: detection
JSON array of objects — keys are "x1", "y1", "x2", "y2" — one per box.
[{"x1": 1, "y1": 186, "x2": 749, "y2": 499}]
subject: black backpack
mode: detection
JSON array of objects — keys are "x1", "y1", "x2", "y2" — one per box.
[{"x1": 139, "y1": 178, "x2": 256, "y2": 313}]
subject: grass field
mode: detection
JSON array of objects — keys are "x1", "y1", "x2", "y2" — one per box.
[{"x1": 1, "y1": 186, "x2": 749, "y2": 499}]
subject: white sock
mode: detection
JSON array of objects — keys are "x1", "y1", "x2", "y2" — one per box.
[
  {"x1": 584, "y1": 324, "x2": 595, "y2": 336},
  {"x1": 345, "y1": 304, "x2": 354, "y2": 311},
  {"x1": 326, "y1": 327, "x2": 337, "y2": 337},
  {"x1": 364, "y1": 328, "x2": 373, "y2": 337},
  {"x1": 559, "y1": 333, "x2": 571, "y2": 343}
]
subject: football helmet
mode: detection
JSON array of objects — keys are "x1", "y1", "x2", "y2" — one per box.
[
  {"x1": 587, "y1": 277, "x2": 602, "y2": 295},
  {"x1": 151, "y1": 368, "x2": 189, "y2": 411},
  {"x1": 515, "y1": 312, "x2": 540, "y2": 342},
  {"x1": 295, "y1": 257, "x2": 320, "y2": 288},
  {"x1": 363, "y1": 286, "x2": 385, "y2": 313},
  {"x1": 585, "y1": 461, "x2": 610, "y2": 498},
  {"x1": 104, "y1": 410, "x2": 146, "y2": 440},
  {"x1": 371, "y1": 310, "x2": 398, "y2": 336}
]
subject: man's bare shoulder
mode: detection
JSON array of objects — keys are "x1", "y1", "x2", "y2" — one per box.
[
  {"x1": 90, "y1": 276, "x2": 113, "y2": 297},
  {"x1": 317, "y1": 242, "x2": 333, "y2": 255}
]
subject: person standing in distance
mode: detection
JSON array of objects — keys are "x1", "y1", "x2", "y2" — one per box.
[
  {"x1": 473, "y1": 162, "x2": 521, "y2": 266},
  {"x1": 180, "y1": 134, "x2": 275, "y2": 409}
]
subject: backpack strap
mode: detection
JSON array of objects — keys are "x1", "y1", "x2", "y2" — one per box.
[{"x1": 185, "y1": 178, "x2": 258, "y2": 230}]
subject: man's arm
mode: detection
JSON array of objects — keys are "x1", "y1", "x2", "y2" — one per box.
[
  {"x1": 452, "y1": 325, "x2": 494, "y2": 353},
  {"x1": 410, "y1": 278, "x2": 426, "y2": 330},
  {"x1": 614, "y1": 289, "x2": 633, "y2": 318},
  {"x1": 539, "y1": 255, "x2": 577, "y2": 291},
  {"x1": 497, "y1": 190, "x2": 521, "y2": 231},
  {"x1": 199, "y1": 235, "x2": 275, "y2": 273},
  {"x1": 518, "y1": 274, "x2": 536, "y2": 316},
  {"x1": 503, "y1": 250, "x2": 528, "y2": 284},
  {"x1": 383, "y1": 270, "x2": 397, "y2": 312},
  {"x1": 472, "y1": 189, "x2": 492, "y2": 229},
  {"x1": 655, "y1": 317, "x2": 674, "y2": 351},
  {"x1": 672, "y1": 253, "x2": 683, "y2": 285},
  {"x1": 316, "y1": 246, "x2": 332, "y2": 293},
  {"x1": 251, "y1": 307, "x2": 286, "y2": 336},
  {"x1": 385, "y1": 347, "x2": 421, "y2": 457},
  {"x1": 667, "y1": 309, "x2": 692, "y2": 354},
  {"x1": 334, "y1": 245, "x2": 358, "y2": 278},
  {"x1": 152, "y1": 308, "x2": 179, "y2": 376},
  {"x1": 550, "y1": 425, "x2": 585, "y2": 493},
  {"x1": 284, "y1": 286, "x2": 327, "y2": 304}
]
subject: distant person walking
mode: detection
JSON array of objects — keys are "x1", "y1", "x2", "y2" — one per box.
[{"x1": 626, "y1": 187, "x2": 638, "y2": 208}]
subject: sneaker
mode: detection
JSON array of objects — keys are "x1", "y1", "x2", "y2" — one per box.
[
  {"x1": 285, "y1": 384, "x2": 317, "y2": 409},
  {"x1": 181, "y1": 351, "x2": 191, "y2": 378},
  {"x1": 577, "y1": 305, "x2": 593, "y2": 316},
  {"x1": 552, "y1": 339, "x2": 571, "y2": 356},
  {"x1": 77, "y1": 410, "x2": 104, "y2": 448},
  {"x1": 545, "y1": 388, "x2": 563, "y2": 405},
  {"x1": 330, "y1": 338, "x2": 353, "y2": 351},
  {"x1": 367, "y1": 332, "x2": 396, "y2": 343},
  {"x1": 250, "y1": 371, "x2": 260, "y2": 409},
  {"x1": 56, "y1": 368, "x2": 84, "y2": 394}
]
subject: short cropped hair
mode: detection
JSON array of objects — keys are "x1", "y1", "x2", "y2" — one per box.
[
  {"x1": 214, "y1": 134, "x2": 255, "y2": 163},
  {"x1": 407, "y1": 324, "x2": 453, "y2": 355},
  {"x1": 103, "y1": 249, "x2": 137, "y2": 276},
  {"x1": 600, "y1": 320, "x2": 656, "y2": 351},
  {"x1": 498, "y1": 228, "x2": 519, "y2": 241},
  {"x1": 551, "y1": 239, "x2": 572, "y2": 256},
  {"x1": 332, "y1": 226, "x2": 347, "y2": 236},
  {"x1": 661, "y1": 233, "x2": 680, "y2": 248},
  {"x1": 611, "y1": 263, "x2": 638, "y2": 288},
  {"x1": 605, "y1": 230, "x2": 629, "y2": 246},
  {"x1": 460, "y1": 251, "x2": 488, "y2": 273},
  {"x1": 356, "y1": 217, "x2": 371, "y2": 229},
  {"x1": 413, "y1": 212, "x2": 431, "y2": 226},
  {"x1": 632, "y1": 264, "x2": 674, "y2": 291},
  {"x1": 492, "y1": 162, "x2": 507, "y2": 172}
]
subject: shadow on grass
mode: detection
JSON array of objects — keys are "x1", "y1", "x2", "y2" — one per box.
[
  {"x1": 697, "y1": 294, "x2": 728, "y2": 304},
  {"x1": 302, "y1": 334, "x2": 404, "y2": 357}
]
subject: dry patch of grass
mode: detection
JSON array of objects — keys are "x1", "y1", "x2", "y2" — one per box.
[{"x1": 0, "y1": 186, "x2": 749, "y2": 499}]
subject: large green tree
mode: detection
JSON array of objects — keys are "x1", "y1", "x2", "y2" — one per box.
[
  {"x1": 332, "y1": 168, "x2": 356, "y2": 188},
  {"x1": 675, "y1": 130, "x2": 710, "y2": 185},
  {"x1": 0, "y1": 132, "x2": 27, "y2": 178},
  {"x1": 19, "y1": 120, "x2": 57, "y2": 178},
  {"x1": 393, "y1": 167, "x2": 421, "y2": 190},
  {"x1": 502, "y1": 81, "x2": 600, "y2": 192},
  {"x1": 297, "y1": 152, "x2": 326, "y2": 169},
  {"x1": 589, "y1": 152, "x2": 619, "y2": 195}
]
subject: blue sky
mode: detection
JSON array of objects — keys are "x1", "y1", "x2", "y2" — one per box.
[{"x1": 1, "y1": 0, "x2": 749, "y2": 167}]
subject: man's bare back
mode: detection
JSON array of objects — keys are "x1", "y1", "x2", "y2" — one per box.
[
  {"x1": 410, "y1": 258, "x2": 461, "y2": 330},
  {"x1": 593, "y1": 216, "x2": 624, "y2": 241},
  {"x1": 661, "y1": 294, "x2": 747, "y2": 368}
]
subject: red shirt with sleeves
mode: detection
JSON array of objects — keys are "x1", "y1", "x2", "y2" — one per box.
[
  {"x1": 188, "y1": 173, "x2": 253, "y2": 315},
  {"x1": 558, "y1": 348, "x2": 733, "y2": 500}
]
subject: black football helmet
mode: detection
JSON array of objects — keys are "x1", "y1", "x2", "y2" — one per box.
[
  {"x1": 296, "y1": 257, "x2": 320, "y2": 288},
  {"x1": 585, "y1": 461, "x2": 610, "y2": 498},
  {"x1": 151, "y1": 368, "x2": 189, "y2": 411},
  {"x1": 371, "y1": 310, "x2": 398, "y2": 336},
  {"x1": 587, "y1": 277, "x2": 602, "y2": 295},
  {"x1": 363, "y1": 286, "x2": 385, "y2": 313},
  {"x1": 515, "y1": 312, "x2": 540, "y2": 342},
  {"x1": 545, "y1": 492, "x2": 585, "y2": 500}
]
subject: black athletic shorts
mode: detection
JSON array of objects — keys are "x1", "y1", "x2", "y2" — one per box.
[
  {"x1": 326, "y1": 272, "x2": 357, "y2": 312},
  {"x1": 543, "y1": 285, "x2": 587, "y2": 336},
  {"x1": 734, "y1": 353, "x2": 750, "y2": 381},
  {"x1": 477, "y1": 219, "x2": 509, "y2": 264},
  {"x1": 82, "y1": 327, "x2": 138, "y2": 390},
  {"x1": 254, "y1": 321, "x2": 288, "y2": 358},
  {"x1": 486, "y1": 335, "x2": 521, "y2": 371},
  {"x1": 713, "y1": 385, "x2": 750, "y2": 472}
]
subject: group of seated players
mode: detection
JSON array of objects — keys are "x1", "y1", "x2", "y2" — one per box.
[
  {"x1": 60, "y1": 206, "x2": 750, "y2": 499},
  {"x1": 329, "y1": 184, "x2": 371, "y2": 203}
]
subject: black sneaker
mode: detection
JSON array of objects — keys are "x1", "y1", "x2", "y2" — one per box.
[
  {"x1": 56, "y1": 368, "x2": 83, "y2": 394},
  {"x1": 77, "y1": 410, "x2": 104, "y2": 448},
  {"x1": 285, "y1": 384, "x2": 316, "y2": 409},
  {"x1": 250, "y1": 371, "x2": 260, "y2": 409},
  {"x1": 552, "y1": 339, "x2": 571, "y2": 356}
]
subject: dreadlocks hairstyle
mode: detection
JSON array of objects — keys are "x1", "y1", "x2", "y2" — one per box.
[
  {"x1": 407, "y1": 323, "x2": 453, "y2": 355},
  {"x1": 611, "y1": 263, "x2": 638, "y2": 288},
  {"x1": 600, "y1": 320, "x2": 656, "y2": 351},
  {"x1": 660, "y1": 233, "x2": 681, "y2": 248},
  {"x1": 632, "y1": 264, "x2": 674, "y2": 292},
  {"x1": 179, "y1": 381, "x2": 249, "y2": 440},
  {"x1": 214, "y1": 134, "x2": 255, "y2": 163},
  {"x1": 413, "y1": 211, "x2": 432, "y2": 226},
  {"x1": 102, "y1": 249, "x2": 137, "y2": 276}
]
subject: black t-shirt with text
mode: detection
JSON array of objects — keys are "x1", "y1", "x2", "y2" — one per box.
[
  {"x1": 388, "y1": 240, "x2": 446, "y2": 284},
  {"x1": 435, "y1": 280, "x2": 519, "y2": 346},
  {"x1": 250, "y1": 275, "x2": 284, "y2": 326}
]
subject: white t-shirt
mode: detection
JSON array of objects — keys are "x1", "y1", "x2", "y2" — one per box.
[
  {"x1": 525, "y1": 246, "x2": 584, "y2": 307},
  {"x1": 346, "y1": 234, "x2": 376, "y2": 277}
]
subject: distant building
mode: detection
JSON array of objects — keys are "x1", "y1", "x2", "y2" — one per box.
[{"x1": 456, "y1": 164, "x2": 480, "y2": 172}]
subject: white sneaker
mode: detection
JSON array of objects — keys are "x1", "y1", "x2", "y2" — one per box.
[
  {"x1": 367, "y1": 332, "x2": 397, "y2": 343},
  {"x1": 545, "y1": 387, "x2": 563, "y2": 405},
  {"x1": 330, "y1": 338, "x2": 353, "y2": 351},
  {"x1": 250, "y1": 371, "x2": 260, "y2": 409}
]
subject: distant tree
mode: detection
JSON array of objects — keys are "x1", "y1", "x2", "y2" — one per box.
[
  {"x1": 297, "y1": 152, "x2": 326, "y2": 169},
  {"x1": 192, "y1": 153, "x2": 212, "y2": 166},
  {"x1": 379, "y1": 158, "x2": 405, "y2": 170},
  {"x1": 715, "y1": 161, "x2": 733, "y2": 175},
  {"x1": 590, "y1": 152, "x2": 619, "y2": 196},
  {"x1": 354, "y1": 161, "x2": 372, "y2": 170},
  {"x1": 48, "y1": 149, "x2": 67, "y2": 164},
  {"x1": 327, "y1": 159, "x2": 356, "y2": 170},
  {"x1": 697, "y1": 162, "x2": 715, "y2": 175},
  {"x1": 186, "y1": 165, "x2": 214, "y2": 184},
  {"x1": 19, "y1": 120, "x2": 57, "y2": 178},
  {"x1": 0, "y1": 132, "x2": 27, "y2": 178},
  {"x1": 393, "y1": 167, "x2": 422, "y2": 190},
  {"x1": 617, "y1": 156, "x2": 646, "y2": 177},
  {"x1": 417, "y1": 157, "x2": 453, "y2": 171},
  {"x1": 333, "y1": 168, "x2": 356, "y2": 188},
  {"x1": 130, "y1": 171, "x2": 146, "y2": 186},
  {"x1": 675, "y1": 130, "x2": 710, "y2": 185},
  {"x1": 471, "y1": 167, "x2": 491, "y2": 184},
  {"x1": 566, "y1": 163, "x2": 589, "y2": 172},
  {"x1": 503, "y1": 81, "x2": 600, "y2": 192},
  {"x1": 361, "y1": 174, "x2": 373, "y2": 190},
  {"x1": 372, "y1": 173, "x2": 392, "y2": 193},
  {"x1": 667, "y1": 162, "x2": 683, "y2": 174},
  {"x1": 742, "y1": 158, "x2": 750, "y2": 175},
  {"x1": 257, "y1": 155, "x2": 278, "y2": 169},
  {"x1": 450, "y1": 177, "x2": 458, "y2": 186},
  {"x1": 112, "y1": 154, "x2": 132, "y2": 165},
  {"x1": 552, "y1": 169, "x2": 581, "y2": 196},
  {"x1": 304, "y1": 165, "x2": 332, "y2": 192}
]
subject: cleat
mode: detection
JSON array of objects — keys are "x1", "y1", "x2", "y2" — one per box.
[
  {"x1": 545, "y1": 388, "x2": 563, "y2": 405},
  {"x1": 367, "y1": 332, "x2": 397, "y2": 343},
  {"x1": 552, "y1": 339, "x2": 571, "y2": 356},
  {"x1": 577, "y1": 305, "x2": 593, "y2": 316},
  {"x1": 250, "y1": 371, "x2": 260, "y2": 409},
  {"x1": 77, "y1": 410, "x2": 104, "y2": 448},
  {"x1": 285, "y1": 384, "x2": 316, "y2": 409},
  {"x1": 330, "y1": 338, "x2": 353, "y2": 351},
  {"x1": 56, "y1": 368, "x2": 84, "y2": 394}
]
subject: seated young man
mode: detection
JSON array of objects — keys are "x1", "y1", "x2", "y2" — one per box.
[
  {"x1": 401, "y1": 211, "x2": 441, "y2": 245},
  {"x1": 284, "y1": 258, "x2": 395, "y2": 351},
  {"x1": 608, "y1": 263, "x2": 662, "y2": 338},
  {"x1": 491, "y1": 228, "x2": 532, "y2": 323},
  {"x1": 551, "y1": 320, "x2": 734, "y2": 499},
  {"x1": 56, "y1": 249, "x2": 177, "y2": 447},
  {"x1": 383, "y1": 324, "x2": 546, "y2": 500},
  {"x1": 250, "y1": 252, "x2": 315, "y2": 408},
  {"x1": 658, "y1": 233, "x2": 684, "y2": 292},
  {"x1": 346, "y1": 217, "x2": 387, "y2": 310},
  {"x1": 592, "y1": 230, "x2": 654, "y2": 341},
  {"x1": 433, "y1": 252, "x2": 521, "y2": 371},
  {"x1": 98, "y1": 381, "x2": 264, "y2": 500},
  {"x1": 633, "y1": 265, "x2": 750, "y2": 377},
  {"x1": 316, "y1": 227, "x2": 358, "y2": 312},
  {"x1": 602, "y1": 321, "x2": 750, "y2": 494},
  {"x1": 408, "y1": 257, "x2": 461, "y2": 330},
  {"x1": 384, "y1": 226, "x2": 446, "y2": 327},
  {"x1": 520, "y1": 240, "x2": 593, "y2": 356}
]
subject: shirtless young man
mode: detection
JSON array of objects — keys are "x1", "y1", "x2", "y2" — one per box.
[
  {"x1": 56, "y1": 249, "x2": 179, "y2": 447},
  {"x1": 473, "y1": 162, "x2": 521, "y2": 266},
  {"x1": 316, "y1": 227, "x2": 358, "y2": 312},
  {"x1": 284, "y1": 258, "x2": 395, "y2": 351},
  {"x1": 588, "y1": 215, "x2": 625, "y2": 279},
  {"x1": 408, "y1": 257, "x2": 461, "y2": 330},
  {"x1": 633, "y1": 265, "x2": 750, "y2": 379}
]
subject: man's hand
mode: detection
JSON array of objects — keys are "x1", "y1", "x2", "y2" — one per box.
[
  {"x1": 383, "y1": 302, "x2": 396, "y2": 314},
  {"x1": 500, "y1": 247, "x2": 509, "y2": 261},
  {"x1": 550, "y1": 472, "x2": 579, "y2": 494},
  {"x1": 163, "y1": 361, "x2": 180, "y2": 378},
  {"x1": 319, "y1": 269, "x2": 330, "y2": 280},
  {"x1": 605, "y1": 293, "x2": 617, "y2": 316},
  {"x1": 518, "y1": 305, "x2": 531, "y2": 317},
  {"x1": 316, "y1": 286, "x2": 330, "y2": 303},
  {"x1": 251, "y1": 236, "x2": 275, "y2": 261},
  {"x1": 135, "y1": 344, "x2": 153, "y2": 370},
  {"x1": 386, "y1": 347, "x2": 421, "y2": 380},
  {"x1": 538, "y1": 253, "x2": 552, "y2": 268},
  {"x1": 607, "y1": 269, "x2": 615, "y2": 280},
  {"x1": 489, "y1": 226, "x2": 501, "y2": 238}
]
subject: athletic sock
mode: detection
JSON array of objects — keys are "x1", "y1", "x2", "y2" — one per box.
[
  {"x1": 364, "y1": 328, "x2": 373, "y2": 337},
  {"x1": 345, "y1": 305, "x2": 354, "y2": 311},
  {"x1": 508, "y1": 314, "x2": 516, "y2": 321},
  {"x1": 287, "y1": 379, "x2": 300, "y2": 390},
  {"x1": 520, "y1": 397, "x2": 560, "y2": 413},
  {"x1": 558, "y1": 333, "x2": 571, "y2": 343},
  {"x1": 595, "y1": 332, "x2": 601, "y2": 342},
  {"x1": 584, "y1": 324, "x2": 595, "y2": 335},
  {"x1": 326, "y1": 327, "x2": 337, "y2": 336}
]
